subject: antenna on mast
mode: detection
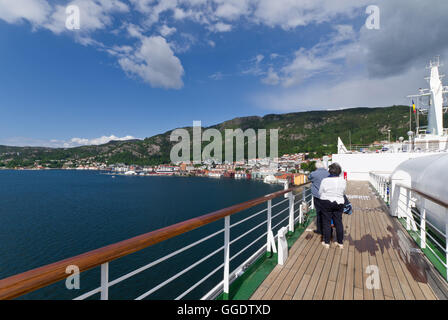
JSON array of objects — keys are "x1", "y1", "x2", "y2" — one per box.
[{"x1": 407, "y1": 56, "x2": 448, "y2": 136}]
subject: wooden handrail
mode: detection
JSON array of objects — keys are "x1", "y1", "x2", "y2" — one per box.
[
  {"x1": 395, "y1": 183, "x2": 448, "y2": 209},
  {"x1": 0, "y1": 182, "x2": 310, "y2": 300}
]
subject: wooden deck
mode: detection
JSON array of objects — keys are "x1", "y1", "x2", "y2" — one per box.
[{"x1": 251, "y1": 181, "x2": 444, "y2": 300}]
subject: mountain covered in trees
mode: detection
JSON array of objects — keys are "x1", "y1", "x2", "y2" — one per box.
[{"x1": 1, "y1": 105, "x2": 437, "y2": 168}]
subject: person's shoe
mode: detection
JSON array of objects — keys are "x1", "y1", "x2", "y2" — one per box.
[
  {"x1": 313, "y1": 230, "x2": 321, "y2": 234},
  {"x1": 321, "y1": 242, "x2": 330, "y2": 249},
  {"x1": 336, "y1": 243, "x2": 344, "y2": 249}
]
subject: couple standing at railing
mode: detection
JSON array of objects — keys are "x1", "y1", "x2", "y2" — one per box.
[{"x1": 308, "y1": 162, "x2": 349, "y2": 249}]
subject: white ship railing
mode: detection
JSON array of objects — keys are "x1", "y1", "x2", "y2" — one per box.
[
  {"x1": 0, "y1": 182, "x2": 312, "y2": 300},
  {"x1": 392, "y1": 183, "x2": 448, "y2": 280},
  {"x1": 369, "y1": 172, "x2": 391, "y2": 204},
  {"x1": 345, "y1": 144, "x2": 378, "y2": 153},
  {"x1": 370, "y1": 172, "x2": 448, "y2": 280}
]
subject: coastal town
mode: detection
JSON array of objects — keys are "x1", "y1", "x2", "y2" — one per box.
[
  {"x1": 0, "y1": 152, "x2": 329, "y2": 185},
  {"x1": 0, "y1": 138, "x2": 400, "y2": 185},
  {"x1": 107, "y1": 152, "x2": 324, "y2": 185}
]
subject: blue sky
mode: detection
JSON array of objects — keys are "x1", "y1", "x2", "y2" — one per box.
[{"x1": 0, "y1": 0, "x2": 446, "y2": 147}]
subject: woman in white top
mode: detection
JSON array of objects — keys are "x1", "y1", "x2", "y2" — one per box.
[{"x1": 318, "y1": 163, "x2": 347, "y2": 249}]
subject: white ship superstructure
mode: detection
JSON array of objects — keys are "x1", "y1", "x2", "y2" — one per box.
[
  {"x1": 334, "y1": 57, "x2": 448, "y2": 180},
  {"x1": 333, "y1": 58, "x2": 448, "y2": 287}
]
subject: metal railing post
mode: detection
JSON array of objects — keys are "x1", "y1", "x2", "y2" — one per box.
[
  {"x1": 379, "y1": 178, "x2": 382, "y2": 197},
  {"x1": 445, "y1": 209, "x2": 448, "y2": 280},
  {"x1": 376, "y1": 176, "x2": 378, "y2": 193},
  {"x1": 288, "y1": 192, "x2": 294, "y2": 233},
  {"x1": 378, "y1": 178, "x2": 381, "y2": 196},
  {"x1": 377, "y1": 177, "x2": 380, "y2": 196},
  {"x1": 378, "y1": 178, "x2": 382, "y2": 197},
  {"x1": 223, "y1": 216, "x2": 230, "y2": 298},
  {"x1": 386, "y1": 182, "x2": 390, "y2": 205},
  {"x1": 421, "y1": 206, "x2": 426, "y2": 249},
  {"x1": 406, "y1": 189, "x2": 411, "y2": 230},
  {"x1": 100, "y1": 262, "x2": 109, "y2": 300},
  {"x1": 267, "y1": 200, "x2": 272, "y2": 252}
]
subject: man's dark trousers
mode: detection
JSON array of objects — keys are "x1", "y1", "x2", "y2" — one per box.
[
  {"x1": 313, "y1": 196, "x2": 323, "y2": 234},
  {"x1": 320, "y1": 200, "x2": 344, "y2": 245}
]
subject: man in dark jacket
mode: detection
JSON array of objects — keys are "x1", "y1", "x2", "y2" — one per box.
[{"x1": 308, "y1": 161, "x2": 329, "y2": 234}]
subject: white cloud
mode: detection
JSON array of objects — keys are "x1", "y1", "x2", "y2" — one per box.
[
  {"x1": 68, "y1": 135, "x2": 136, "y2": 147},
  {"x1": 0, "y1": 0, "x2": 50, "y2": 25},
  {"x1": 0, "y1": 0, "x2": 375, "y2": 92},
  {"x1": 252, "y1": 0, "x2": 370, "y2": 30},
  {"x1": 360, "y1": 0, "x2": 448, "y2": 78},
  {"x1": 0, "y1": 0, "x2": 128, "y2": 34},
  {"x1": 126, "y1": 0, "x2": 369, "y2": 32},
  {"x1": 126, "y1": 23, "x2": 144, "y2": 39},
  {"x1": 246, "y1": 24, "x2": 360, "y2": 87},
  {"x1": 135, "y1": 0, "x2": 370, "y2": 32},
  {"x1": 252, "y1": 63, "x2": 434, "y2": 112},
  {"x1": 242, "y1": 54, "x2": 265, "y2": 76},
  {"x1": 214, "y1": 0, "x2": 251, "y2": 20},
  {"x1": 209, "y1": 21, "x2": 232, "y2": 32},
  {"x1": 118, "y1": 36, "x2": 184, "y2": 89},
  {"x1": 281, "y1": 48, "x2": 335, "y2": 87},
  {"x1": 171, "y1": 32, "x2": 197, "y2": 53},
  {"x1": 173, "y1": 7, "x2": 189, "y2": 20},
  {"x1": 249, "y1": 0, "x2": 448, "y2": 112},
  {"x1": 4, "y1": 0, "x2": 444, "y2": 101},
  {"x1": 128, "y1": 0, "x2": 153, "y2": 13},
  {"x1": 43, "y1": 0, "x2": 129, "y2": 34},
  {"x1": 130, "y1": 0, "x2": 178, "y2": 25},
  {"x1": 261, "y1": 67, "x2": 280, "y2": 85},
  {"x1": 209, "y1": 71, "x2": 228, "y2": 80},
  {"x1": 0, "y1": 135, "x2": 137, "y2": 148},
  {"x1": 159, "y1": 24, "x2": 176, "y2": 37},
  {"x1": 106, "y1": 44, "x2": 134, "y2": 56}
]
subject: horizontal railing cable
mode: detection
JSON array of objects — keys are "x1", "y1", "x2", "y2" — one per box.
[
  {"x1": 230, "y1": 221, "x2": 267, "y2": 246},
  {"x1": 108, "y1": 228, "x2": 224, "y2": 287},
  {"x1": 135, "y1": 245, "x2": 225, "y2": 300},
  {"x1": 229, "y1": 232, "x2": 268, "y2": 263},
  {"x1": 271, "y1": 198, "x2": 289, "y2": 209},
  {"x1": 230, "y1": 208, "x2": 268, "y2": 229},
  {"x1": 271, "y1": 205, "x2": 290, "y2": 221},
  {"x1": 175, "y1": 263, "x2": 225, "y2": 300}
]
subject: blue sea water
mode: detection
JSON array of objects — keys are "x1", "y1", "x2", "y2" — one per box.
[{"x1": 0, "y1": 170, "x2": 285, "y2": 300}]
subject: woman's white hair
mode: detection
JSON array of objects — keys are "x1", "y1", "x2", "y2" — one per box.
[{"x1": 315, "y1": 161, "x2": 324, "y2": 169}]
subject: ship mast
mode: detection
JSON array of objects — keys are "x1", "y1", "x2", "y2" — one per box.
[{"x1": 407, "y1": 56, "x2": 448, "y2": 136}]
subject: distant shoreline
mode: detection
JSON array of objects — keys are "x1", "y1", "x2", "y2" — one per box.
[{"x1": 0, "y1": 169, "x2": 289, "y2": 186}]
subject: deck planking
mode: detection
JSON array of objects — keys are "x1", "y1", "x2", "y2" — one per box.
[{"x1": 250, "y1": 181, "x2": 439, "y2": 300}]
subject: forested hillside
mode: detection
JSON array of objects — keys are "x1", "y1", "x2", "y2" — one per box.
[{"x1": 2, "y1": 105, "x2": 438, "y2": 167}]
